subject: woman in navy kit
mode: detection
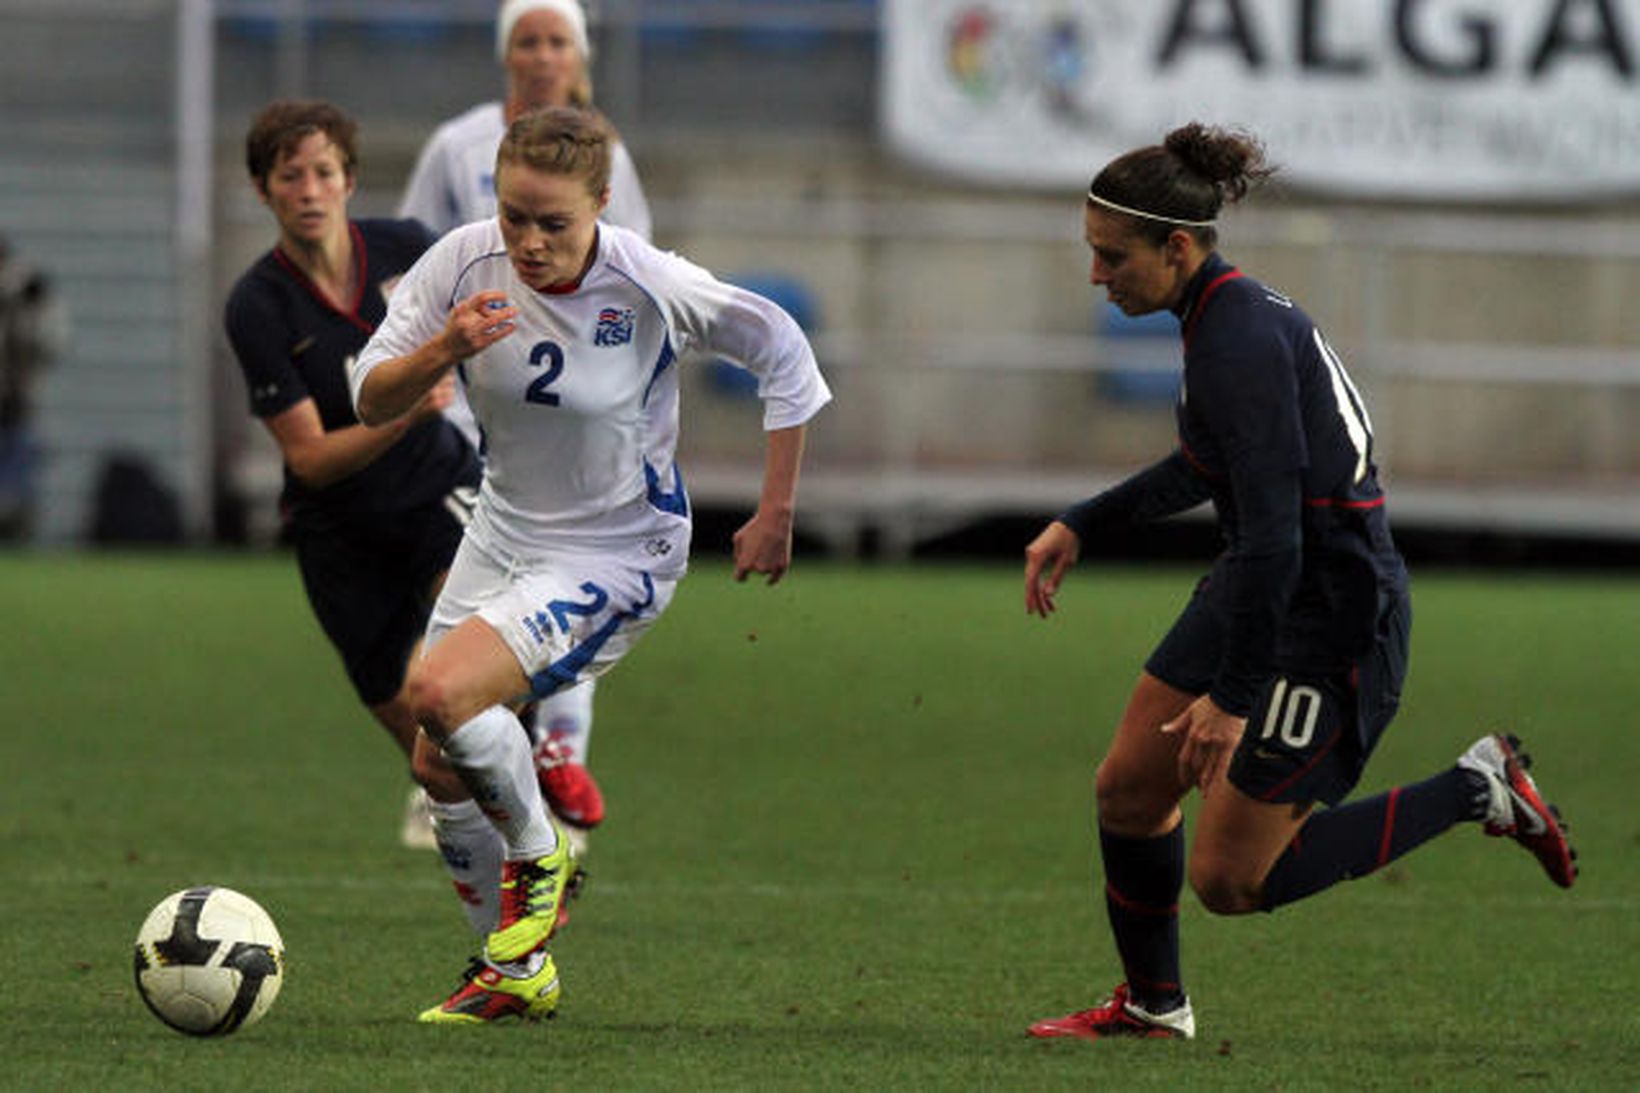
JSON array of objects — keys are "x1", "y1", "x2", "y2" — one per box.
[
  {"x1": 224, "y1": 100, "x2": 478, "y2": 801},
  {"x1": 1022, "y1": 122, "x2": 1578, "y2": 1042}
]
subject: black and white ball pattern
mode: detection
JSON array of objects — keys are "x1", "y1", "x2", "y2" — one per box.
[{"x1": 132, "y1": 886, "x2": 285, "y2": 1036}]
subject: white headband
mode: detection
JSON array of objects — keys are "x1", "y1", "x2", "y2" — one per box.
[
  {"x1": 1087, "y1": 191, "x2": 1216, "y2": 228},
  {"x1": 497, "y1": 0, "x2": 590, "y2": 61}
]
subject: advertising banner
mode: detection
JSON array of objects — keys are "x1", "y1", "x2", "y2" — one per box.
[{"x1": 881, "y1": 0, "x2": 1640, "y2": 200}]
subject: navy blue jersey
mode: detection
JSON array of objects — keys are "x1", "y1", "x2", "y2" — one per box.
[
  {"x1": 1062, "y1": 252, "x2": 1407, "y2": 716},
  {"x1": 223, "y1": 218, "x2": 476, "y2": 533}
]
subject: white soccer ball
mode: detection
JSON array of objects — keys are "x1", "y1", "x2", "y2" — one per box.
[{"x1": 132, "y1": 886, "x2": 285, "y2": 1036}]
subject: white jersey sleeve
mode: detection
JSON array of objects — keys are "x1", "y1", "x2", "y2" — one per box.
[
  {"x1": 632, "y1": 245, "x2": 831, "y2": 433},
  {"x1": 347, "y1": 222, "x2": 499, "y2": 412}
]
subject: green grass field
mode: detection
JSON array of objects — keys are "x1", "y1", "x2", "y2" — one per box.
[{"x1": 3, "y1": 552, "x2": 1636, "y2": 1090}]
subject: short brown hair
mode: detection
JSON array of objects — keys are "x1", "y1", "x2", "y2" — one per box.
[
  {"x1": 495, "y1": 105, "x2": 612, "y2": 202},
  {"x1": 244, "y1": 100, "x2": 359, "y2": 188}
]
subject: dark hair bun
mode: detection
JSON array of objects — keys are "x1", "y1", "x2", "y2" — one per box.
[{"x1": 1163, "y1": 123, "x2": 1275, "y2": 204}]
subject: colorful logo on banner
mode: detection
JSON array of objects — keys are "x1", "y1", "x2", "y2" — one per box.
[
  {"x1": 885, "y1": 0, "x2": 1640, "y2": 200},
  {"x1": 946, "y1": 7, "x2": 1000, "y2": 99},
  {"x1": 943, "y1": 5, "x2": 1094, "y2": 120}
]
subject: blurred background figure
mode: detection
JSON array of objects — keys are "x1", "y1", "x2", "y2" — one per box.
[
  {"x1": 399, "y1": 0, "x2": 651, "y2": 242},
  {"x1": 395, "y1": 0, "x2": 655, "y2": 857},
  {"x1": 0, "y1": 234, "x2": 67, "y2": 541}
]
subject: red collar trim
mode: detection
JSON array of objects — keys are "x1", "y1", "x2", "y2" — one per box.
[
  {"x1": 536, "y1": 226, "x2": 600, "y2": 296},
  {"x1": 1305, "y1": 495, "x2": 1386, "y2": 510},
  {"x1": 272, "y1": 221, "x2": 373, "y2": 335},
  {"x1": 1181, "y1": 268, "x2": 1243, "y2": 347}
]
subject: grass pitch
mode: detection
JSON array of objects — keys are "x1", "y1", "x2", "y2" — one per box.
[{"x1": 2, "y1": 552, "x2": 1636, "y2": 1090}]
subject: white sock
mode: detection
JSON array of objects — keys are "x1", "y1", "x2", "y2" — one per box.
[
  {"x1": 440, "y1": 705, "x2": 559, "y2": 860},
  {"x1": 428, "y1": 797, "x2": 504, "y2": 935},
  {"x1": 529, "y1": 678, "x2": 596, "y2": 763}
]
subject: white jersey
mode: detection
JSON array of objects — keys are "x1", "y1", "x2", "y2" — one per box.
[
  {"x1": 350, "y1": 221, "x2": 831, "y2": 576},
  {"x1": 398, "y1": 102, "x2": 652, "y2": 241}
]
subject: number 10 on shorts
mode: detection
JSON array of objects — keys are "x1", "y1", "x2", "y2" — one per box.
[{"x1": 1259, "y1": 678, "x2": 1323, "y2": 749}]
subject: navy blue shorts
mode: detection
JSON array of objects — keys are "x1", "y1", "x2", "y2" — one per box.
[
  {"x1": 1146, "y1": 572, "x2": 1411, "y2": 807},
  {"x1": 294, "y1": 489, "x2": 472, "y2": 707}
]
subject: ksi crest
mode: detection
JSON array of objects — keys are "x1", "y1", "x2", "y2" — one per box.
[{"x1": 594, "y1": 306, "x2": 635, "y2": 347}]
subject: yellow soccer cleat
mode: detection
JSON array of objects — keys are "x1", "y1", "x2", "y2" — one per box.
[
  {"x1": 485, "y1": 832, "x2": 575, "y2": 964},
  {"x1": 417, "y1": 951, "x2": 562, "y2": 1024}
]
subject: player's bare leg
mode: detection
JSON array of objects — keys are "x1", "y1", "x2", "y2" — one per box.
[
  {"x1": 374, "y1": 690, "x2": 467, "y2": 851},
  {"x1": 1030, "y1": 673, "x2": 1199, "y2": 1041},
  {"x1": 407, "y1": 618, "x2": 574, "y2": 1019},
  {"x1": 1095, "y1": 673, "x2": 1196, "y2": 837},
  {"x1": 1189, "y1": 781, "x2": 1312, "y2": 914}
]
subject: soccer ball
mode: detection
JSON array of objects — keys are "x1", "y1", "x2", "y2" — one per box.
[{"x1": 132, "y1": 886, "x2": 285, "y2": 1036}]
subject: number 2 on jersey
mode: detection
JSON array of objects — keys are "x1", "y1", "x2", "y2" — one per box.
[{"x1": 525, "y1": 340, "x2": 564, "y2": 406}]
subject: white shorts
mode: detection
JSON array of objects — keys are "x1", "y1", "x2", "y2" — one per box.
[{"x1": 428, "y1": 532, "x2": 677, "y2": 701}]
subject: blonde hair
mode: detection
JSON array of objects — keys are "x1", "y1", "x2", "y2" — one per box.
[{"x1": 495, "y1": 105, "x2": 613, "y2": 201}]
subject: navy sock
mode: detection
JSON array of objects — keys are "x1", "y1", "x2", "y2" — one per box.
[
  {"x1": 1099, "y1": 824, "x2": 1186, "y2": 1011},
  {"x1": 1261, "y1": 767, "x2": 1483, "y2": 911}
]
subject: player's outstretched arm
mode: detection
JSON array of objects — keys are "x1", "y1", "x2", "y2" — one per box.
[
  {"x1": 1024, "y1": 520, "x2": 1081, "y2": 618},
  {"x1": 356, "y1": 291, "x2": 516, "y2": 425},
  {"x1": 732, "y1": 424, "x2": 807, "y2": 585}
]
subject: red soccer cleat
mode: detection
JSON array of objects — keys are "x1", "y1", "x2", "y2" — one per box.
[
  {"x1": 1458, "y1": 733, "x2": 1578, "y2": 889},
  {"x1": 535, "y1": 737, "x2": 606, "y2": 829},
  {"x1": 1028, "y1": 983, "x2": 1195, "y2": 1041}
]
